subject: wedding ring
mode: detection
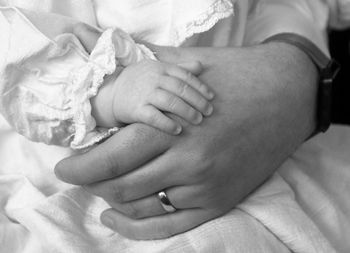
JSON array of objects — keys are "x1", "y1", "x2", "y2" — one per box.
[{"x1": 157, "y1": 190, "x2": 177, "y2": 213}]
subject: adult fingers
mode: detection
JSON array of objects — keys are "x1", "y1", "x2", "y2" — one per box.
[
  {"x1": 73, "y1": 23, "x2": 102, "y2": 53},
  {"x1": 86, "y1": 185, "x2": 203, "y2": 219},
  {"x1": 54, "y1": 124, "x2": 172, "y2": 185},
  {"x1": 82, "y1": 151, "x2": 198, "y2": 203},
  {"x1": 104, "y1": 193, "x2": 167, "y2": 219},
  {"x1": 100, "y1": 208, "x2": 218, "y2": 240},
  {"x1": 81, "y1": 151, "x2": 177, "y2": 203}
]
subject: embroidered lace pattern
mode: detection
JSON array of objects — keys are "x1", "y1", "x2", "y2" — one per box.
[{"x1": 172, "y1": 0, "x2": 235, "y2": 46}]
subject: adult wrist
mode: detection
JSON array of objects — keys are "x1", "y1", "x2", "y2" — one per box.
[
  {"x1": 263, "y1": 33, "x2": 340, "y2": 135},
  {"x1": 258, "y1": 42, "x2": 319, "y2": 142}
]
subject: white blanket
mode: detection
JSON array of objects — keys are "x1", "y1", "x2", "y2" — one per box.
[
  {"x1": 1, "y1": 1, "x2": 350, "y2": 252},
  {"x1": 1, "y1": 113, "x2": 350, "y2": 252}
]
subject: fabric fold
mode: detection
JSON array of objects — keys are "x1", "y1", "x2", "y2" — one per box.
[{"x1": 0, "y1": 7, "x2": 155, "y2": 149}]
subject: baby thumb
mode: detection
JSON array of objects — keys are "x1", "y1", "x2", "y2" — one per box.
[
  {"x1": 177, "y1": 61, "x2": 203, "y2": 76},
  {"x1": 73, "y1": 23, "x2": 102, "y2": 53}
]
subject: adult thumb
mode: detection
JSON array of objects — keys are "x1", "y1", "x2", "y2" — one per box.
[{"x1": 73, "y1": 23, "x2": 102, "y2": 53}]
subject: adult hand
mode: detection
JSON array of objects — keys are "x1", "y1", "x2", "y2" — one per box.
[{"x1": 55, "y1": 24, "x2": 318, "y2": 239}]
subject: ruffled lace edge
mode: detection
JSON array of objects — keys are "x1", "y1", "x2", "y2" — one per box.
[
  {"x1": 68, "y1": 29, "x2": 117, "y2": 149},
  {"x1": 172, "y1": 0, "x2": 235, "y2": 46},
  {"x1": 72, "y1": 127, "x2": 120, "y2": 150},
  {"x1": 68, "y1": 28, "x2": 156, "y2": 150}
]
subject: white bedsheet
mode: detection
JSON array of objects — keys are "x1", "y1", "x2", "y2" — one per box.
[{"x1": 1, "y1": 113, "x2": 350, "y2": 253}]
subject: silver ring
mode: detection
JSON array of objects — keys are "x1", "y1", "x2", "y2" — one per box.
[{"x1": 157, "y1": 191, "x2": 177, "y2": 213}]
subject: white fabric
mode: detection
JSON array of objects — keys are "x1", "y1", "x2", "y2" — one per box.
[
  {"x1": 1, "y1": 0, "x2": 350, "y2": 252},
  {"x1": 0, "y1": 7, "x2": 156, "y2": 149},
  {"x1": 3, "y1": 116, "x2": 350, "y2": 253}
]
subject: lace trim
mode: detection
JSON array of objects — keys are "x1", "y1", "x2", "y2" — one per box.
[
  {"x1": 68, "y1": 28, "x2": 156, "y2": 149},
  {"x1": 68, "y1": 29, "x2": 117, "y2": 149},
  {"x1": 172, "y1": 0, "x2": 235, "y2": 46},
  {"x1": 73, "y1": 127, "x2": 120, "y2": 150}
]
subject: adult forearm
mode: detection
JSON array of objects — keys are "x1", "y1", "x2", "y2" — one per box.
[{"x1": 254, "y1": 41, "x2": 318, "y2": 143}]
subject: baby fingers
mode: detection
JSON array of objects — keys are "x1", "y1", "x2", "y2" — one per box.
[
  {"x1": 150, "y1": 88, "x2": 206, "y2": 126},
  {"x1": 138, "y1": 106, "x2": 182, "y2": 135},
  {"x1": 159, "y1": 76, "x2": 214, "y2": 117},
  {"x1": 165, "y1": 63, "x2": 215, "y2": 100}
]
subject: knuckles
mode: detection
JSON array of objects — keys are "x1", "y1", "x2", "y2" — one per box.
[
  {"x1": 184, "y1": 70, "x2": 195, "y2": 83},
  {"x1": 166, "y1": 94, "x2": 180, "y2": 110}
]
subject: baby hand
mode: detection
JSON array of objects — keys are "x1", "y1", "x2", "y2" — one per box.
[{"x1": 112, "y1": 60, "x2": 215, "y2": 135}]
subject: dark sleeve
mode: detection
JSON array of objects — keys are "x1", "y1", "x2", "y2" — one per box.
[{"x1": 329, "y1": 30, "x2": 350, "y2": 125}]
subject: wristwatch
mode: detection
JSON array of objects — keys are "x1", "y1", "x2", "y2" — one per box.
[{"x1": 264, "y1": 33, "x2": 340, "y2": 133}]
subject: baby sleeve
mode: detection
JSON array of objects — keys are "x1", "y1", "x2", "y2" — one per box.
[{"x1": 0, "y1": 7, "x2": 155, "y2": 149}]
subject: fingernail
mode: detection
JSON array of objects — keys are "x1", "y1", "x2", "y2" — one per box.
[
  {"x1": 205, "y1": 104, "x2": 213, "y2": 116},
  {"x1": 174, "y1": 125, "x2": 182, "y2": 135},
  {"x1": 194, "y1": 113, "x2": 203, "y2": 125},
  {"x1": 208, "y1": 91, "x2": 215, "y2": 100},
  {"x1": 101, "y1": 215, "x2": 115, "y2": 229}
]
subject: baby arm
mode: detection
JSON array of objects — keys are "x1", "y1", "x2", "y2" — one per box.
[
  {"x1": 0, "y1": 5, "x2": 212, "y2": 148},
  {"x1": 92, "y1": 60, "x2": 215, "y2": 135}
]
